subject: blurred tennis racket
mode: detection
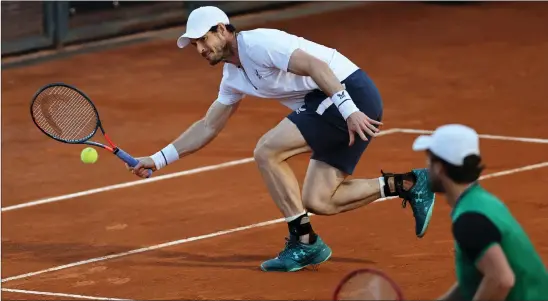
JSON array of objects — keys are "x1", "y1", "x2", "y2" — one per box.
[
  {"x1": 333, "y1": 268, "x2": 403, "y2": 301},
  {"x1": 30, "y1": 82, "x2": 153, "y2": 178}
]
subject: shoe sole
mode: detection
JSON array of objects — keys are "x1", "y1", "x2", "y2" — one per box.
[
  {"x1": 412, "y1": 168, "x2": 435, "y2": 238},
  {"x1": 416, "y1": 195, "x2": 435, "y2": 238},
  {"x1": 260, "y1": 247, "x2": 333, "y2": 272}
]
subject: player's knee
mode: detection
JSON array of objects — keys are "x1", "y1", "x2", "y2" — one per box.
[
  {"x1": 253, "y1": 141, "x2": 274, "y2": 167},
  {"x1": 303, "y1": 196, "x2": 337, "y2": 215},
  {"x1": 254, "y1": 139, "x2": 281, "y2": 167}
]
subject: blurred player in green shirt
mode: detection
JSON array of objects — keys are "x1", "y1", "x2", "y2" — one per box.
[{"x1": 412, "y1": 124, "x2": 548, "y2": 301}]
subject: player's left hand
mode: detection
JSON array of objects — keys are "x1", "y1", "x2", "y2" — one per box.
[
  {"x1": 125, "y1": 157, "x2": 157, "y2": 178},
  {"x1": 346, "y1": 111, "x2": 382, "y2": 146}
]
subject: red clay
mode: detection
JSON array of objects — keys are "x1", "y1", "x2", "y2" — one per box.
[
  {"x1": 2, "y1": 2, "x2": 548, "y2": 300},
  {"x1": 0, "y1": 291, "x2": 70, "y2": 301}
]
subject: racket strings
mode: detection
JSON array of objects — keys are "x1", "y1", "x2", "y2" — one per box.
[{"x1": 32, "y1": 86, "x2": 99, "y2": 142}]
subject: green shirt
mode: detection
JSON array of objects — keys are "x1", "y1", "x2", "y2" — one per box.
[{"x1": 451, "y1": 183, "x2": 548, "y2": 300}]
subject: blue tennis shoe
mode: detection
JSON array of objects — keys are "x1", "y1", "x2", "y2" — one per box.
[
  {"x1": 382, "y1": 168, "x2": 435, "y2": 238},
  {"x1": 403, "y1": 168, "x2": 435, "y2": 237},
  {"x1": 260, "y1": 235, "x2": 332, "y2": 272}
]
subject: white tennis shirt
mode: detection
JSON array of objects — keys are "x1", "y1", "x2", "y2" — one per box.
[{"x1": 215, "y1": 28, "x2": 359, "y2": 110}]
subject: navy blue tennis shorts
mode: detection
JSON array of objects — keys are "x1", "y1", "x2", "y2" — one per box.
[{"x1": 287, "y1": 69, "x2": 383, "y2": 175}]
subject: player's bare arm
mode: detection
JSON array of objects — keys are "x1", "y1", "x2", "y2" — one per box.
[
  {"x1": 472, "y1": 244, "x2": 515, "y2": 300},
  {"x1": 128, "y1": 101, "x2": 239, "y2": 178},
  {"x1": 287, "y1": 49, "x2": 382, "y2": 146},
  {"x1": 170, "y1": 100, "x2": 240, "y2": 157}
]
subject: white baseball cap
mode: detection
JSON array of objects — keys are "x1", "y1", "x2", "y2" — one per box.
[
  {"x1": 412, "y1": 124, "x2": 480, "y2": 166},
  {"x1": 177, "y1": 6, "x2": 230, "y2": 49}
]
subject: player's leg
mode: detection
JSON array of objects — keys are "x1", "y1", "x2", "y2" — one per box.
[
  {"x1": 253, "y1": 117, "x2": 310, "y2": 219},
  {"x1": 301, "y1": 140, "x2": 418, "y2": 216},
  {"x1": 253, "y1": 117, "x2": 332, "y2": 272},
  {"x1": 301, "y1": 68, "x2": 435, "y2": 238},
  {"x1": 302, "y1": 158, "x2": 433, "y2": 237},
  {"x1": 301, "y1": 159, "x2": 381, "y2": 215}
]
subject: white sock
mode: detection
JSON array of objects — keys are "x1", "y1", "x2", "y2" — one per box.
[
  {"x1": 285, "y1": 211, "x2": 307, "y2": 222},
  {"x1": 379, "y1": 177, "x2": 386, "y2": 198}
]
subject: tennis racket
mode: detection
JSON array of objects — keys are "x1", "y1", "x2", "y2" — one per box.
[
  {"x1": 333, "y1": 268, "x2": 404, "y2": 301},
  {"x1": 30, "y1": 82, "x2": 153, "y2": 178}
]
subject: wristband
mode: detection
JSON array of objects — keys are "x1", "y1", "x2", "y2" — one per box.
[
  {"x1": 331, "y1": 89, "x2": 359, "y2": 120},
  {"x1": 150, "y1": 144, "x2": 179, "y2": 170}
]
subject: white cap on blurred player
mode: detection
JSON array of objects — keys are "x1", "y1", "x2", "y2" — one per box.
[
  {"x1": 412, "y1": 124, "x2": 480, "y2": 166},
  {"x1": 177, "y1": 6, "x2": 230, "y2": 49}
]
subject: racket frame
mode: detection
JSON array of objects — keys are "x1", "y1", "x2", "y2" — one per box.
[
  {"x1": 332, "y1": 268, "x2": 404, "y2": 301},
  {"x1": 30, "y1": 82, "x2": 152, "y2": 177},
  {"x1": 30, "y1": 82, "x2": 102, "y2": 145}
]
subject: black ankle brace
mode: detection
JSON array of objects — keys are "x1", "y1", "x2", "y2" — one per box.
[
  {"x1": 381, "y1": 170, "x2": 417, "y2": 201},
  {"x1": 288, "y1": 213, "x2": 317, "y2": 243}
]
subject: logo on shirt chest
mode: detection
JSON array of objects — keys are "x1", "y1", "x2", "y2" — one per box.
[
  {"x1": 239, "y1": 64, "x2": 277, "y2": 92},
  {"x1": 253, "y1": 68, "x2": 275, "y2": 81}
]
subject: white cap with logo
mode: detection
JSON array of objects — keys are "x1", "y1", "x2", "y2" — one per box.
[
  {"x1": 412, "y1": 124, "x2": 480, "y2": 166},
  {"x1": 177, "y1": 6, "x2": 230, "y2": 49}
]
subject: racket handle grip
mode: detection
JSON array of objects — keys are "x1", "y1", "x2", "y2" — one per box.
[{"x1": 115, "y1": 148, "x2": 153, "y2": 178}]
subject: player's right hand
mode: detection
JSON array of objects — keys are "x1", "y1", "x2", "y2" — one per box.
[
  {"x1": 346, "y1": 111, "x2": 382, "y2": 146},
  {"x1": 126, "y1": 157, "x2": 157, "y2": 178}
]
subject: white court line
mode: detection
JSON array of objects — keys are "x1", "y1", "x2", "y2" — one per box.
[
  {"x1": 398, "y1": 128, "x2": 548, "y2": 144},
  {"x1": 1, "y1": 128, "x2": 401, "y2": 213},
  {"x1": 1, "y1": 217, "x2": 286, "y2": 283},
  {"x1": 1, "y1": 157, "x2": 254, "y2": 212},
  {"x1": 2, "y1": 161, "x2": 547, "y2": 284},
  {"x1": 479, "y1": 161, "x2": 548, "y2": 180},
  {"x1": 1, "y1": 288, "x2": 132, "y2": 300}
]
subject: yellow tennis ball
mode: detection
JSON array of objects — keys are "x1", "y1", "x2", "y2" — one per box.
[{"x1": 81, "y1": 147, "x2": 98, "y2": 164}]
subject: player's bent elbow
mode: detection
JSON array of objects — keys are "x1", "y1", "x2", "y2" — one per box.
[
  {"x1": 203, "y1": 101, "x2": 237, "y2": 135},
  {"x1": 204, "y1": 123, "x2": 222, "y2": 139},
  {"x1": 194, "y1": 118, "x2": 219, "y2": 142},
  {"x1": 203, "y1": 114, "x2": 227, "y2": 136},
  {"x1": 499, "y1": 272, "x2": 515, "y2": 291},
  {"x1": 483, "y1": 269, "x2": 515, "y2": 296}
]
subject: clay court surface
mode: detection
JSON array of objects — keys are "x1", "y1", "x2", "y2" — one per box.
[{"x1": 2, "y1": 2, "x2": 548, "y2": 300}]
